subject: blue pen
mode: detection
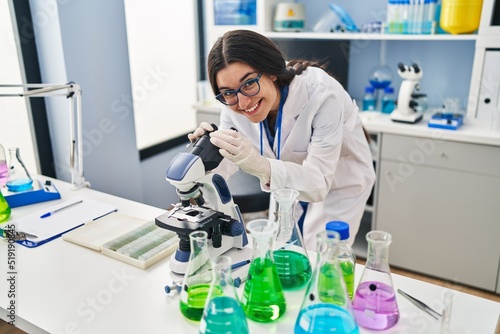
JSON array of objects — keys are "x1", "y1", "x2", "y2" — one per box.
[
  {"x1": 40, "y1": 200, "x2": 83, "y2": 218},
  {"x1": 231, "y1": 259, "x2": 250, "y2": 271}
]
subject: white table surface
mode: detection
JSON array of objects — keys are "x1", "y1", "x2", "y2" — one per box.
[{"x1": 1, "y1": 177, "x2": 499, "y2": 334}]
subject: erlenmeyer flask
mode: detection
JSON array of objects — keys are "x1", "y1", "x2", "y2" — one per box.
[
  {"x1": 272, "y1": 188, "x2": 311, "y2": 290},
  {"x1": 180, "y1": 231, "x2": 213, "y2": 322},
  {"x1": 240, "y1": 219, "x2": 286, "y2": 322},
  {"x1": 295, "y1": 229, "x2": 359, "y2": 334},
  {"x1": 199, "y1": 255, "x2": 249, "y2": 334},
  {"x1": 6, "y1": 147, "x2": 33, "y2": 192},
  {"x1": 0, "y1": 144, "x2": 8, "y2": 187},
  {"x1": 352, "y1": 230, "x2": 400, "y2": 330},
  {"x1": 0, "y1": 191, "x2": 11, "y2": 223}
]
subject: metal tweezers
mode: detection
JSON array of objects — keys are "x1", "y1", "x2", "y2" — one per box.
[{"x1": 397, "y1": 289, "x2": 442, "y2": 320}]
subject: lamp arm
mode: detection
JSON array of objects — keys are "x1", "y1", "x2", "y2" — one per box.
[{"x1": 0, "y1": 83, "x2": 90, "y2": 189}]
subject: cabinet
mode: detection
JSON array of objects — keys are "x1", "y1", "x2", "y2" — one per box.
[{"x1": 376, "y1": 133, "x2": 500, "y2": 292}]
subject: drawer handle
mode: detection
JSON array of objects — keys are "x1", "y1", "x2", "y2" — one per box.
[{"x1": 440, "y1": 152, "x2": 446, "y2": 158}]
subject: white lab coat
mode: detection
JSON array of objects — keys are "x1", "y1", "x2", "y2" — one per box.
[{"x1": 216, "y1": 67, "x2": 376, "y2": 251}]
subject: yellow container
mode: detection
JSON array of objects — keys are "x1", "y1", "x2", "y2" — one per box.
[{"x1": 440, "y1": 0, "x2": 483, "y2": 34}]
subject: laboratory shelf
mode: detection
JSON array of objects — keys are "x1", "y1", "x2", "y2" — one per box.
[{"x1": 265, "y1": 31, "x2": 478, "y2": 41}]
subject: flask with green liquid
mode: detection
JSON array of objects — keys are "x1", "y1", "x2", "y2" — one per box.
[
  {"x1": 326, "y1": 221, "x2": 356, "y2": 299},
  {"x1": 0, "y1": 191, "x2": 11, "y2": 223},
  {"x1": 199, "y1": 255, "x2": 249, "y2": 334},
  {"x1": 179, "y1": 230, "x2": 214, "y2": 322},
  {"x1": 271, "y1": 188, "x2": 311, "y2": 290},
  {"x1": 240, "y1": 219, "x2": 286, "y2": 322}
]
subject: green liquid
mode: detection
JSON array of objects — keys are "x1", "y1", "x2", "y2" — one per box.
[
  {"x1": 200, "y1": 296, "x2": 249, "y2": 334},
  {"x1": 318, "y1": 264, "x2": 347, "y2": 306},
  {"x1": 0, "y1": 195, "x2": 11, "y2": 223},
  {"x1": 179, "y1": 284, "x2": 212, "y2": 322},
  {"x1": 241, "y1": 257, "x2": 286, "y2": 322},
  {"x1": 340, "y1": 261, "x2": 355, "y2": 299},
  {"x1": 274, "y1": 249, "x2": 312, "y2": 290}
]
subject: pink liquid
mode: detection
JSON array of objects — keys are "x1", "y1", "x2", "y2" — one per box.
[
  {"x1": 352, "y1": 281, "x2": 399, "y2": 330},
  {"x1": 0, "y1": 161, "x2": 8, "y2": 186}
]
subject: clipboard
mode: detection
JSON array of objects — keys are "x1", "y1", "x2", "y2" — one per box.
[{"x1": 3, "y1": 197, "x2": 117, "y2": 248}]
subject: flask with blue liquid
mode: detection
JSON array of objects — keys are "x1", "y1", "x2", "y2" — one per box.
[
  {"x1": 6, "y1": 147, "x2": 33, "y2": 192},
  {"x1": 294, "y1": 229, "x2": 359, "y2": 334}
]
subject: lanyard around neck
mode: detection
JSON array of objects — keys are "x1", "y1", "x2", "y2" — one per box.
[{"x1": 260, "y1": 85, "x2": 288, "y2": 160}]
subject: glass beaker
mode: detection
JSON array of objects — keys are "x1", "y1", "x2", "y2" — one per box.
[
  {"x1": 294, "y1": 229, "x2": 359, "y2": 334},
  {"x1": 240, "y1": 219, "x2": 286, "y2": 323},
  {"x1": 272, "y1": 188, "x2": 311, "y2": 290},
  {"x1": 6, "y1": 147, "x2": 33, "y2": 192},
  {"x1": 0, "y1": 144, "x2": 8, "y2": 187},
  {"x1": 0, "y1": 191, "x2": 11, "y2": 223},
  {"x1": 179, "y1": 230, "x2": 214, "y2": 322},
  {"x1": 199, "y1": 255, "x2": 249, "y2": 334},
  {"x1": 352, "y1": 230, "x2": 400, "y2": 330}
]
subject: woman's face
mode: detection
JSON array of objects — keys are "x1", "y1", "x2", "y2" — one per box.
[{"x1": 216, "y1": 62, "x2": 280, "y2": 123}]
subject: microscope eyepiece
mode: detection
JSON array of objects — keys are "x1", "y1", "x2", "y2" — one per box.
[{"x1": 185, "y1": 123, "x2": 223, "y2": 171}]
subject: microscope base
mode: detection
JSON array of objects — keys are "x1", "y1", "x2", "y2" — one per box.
[
  {"x1": 169, "y1": 234, "x2": 246, "y2": 275},
  {"x1": 390, "y1": 110, "x2": 423, "y2": 124}
]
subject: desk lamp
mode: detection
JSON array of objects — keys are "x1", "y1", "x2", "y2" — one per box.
[{"x1": 0, "y1": 83, "x2": 90, "y2": 190}]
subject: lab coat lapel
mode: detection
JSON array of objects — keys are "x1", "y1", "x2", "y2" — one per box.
[{"x1": 279, "y1": 81, "x2": 306, "y2": 151}]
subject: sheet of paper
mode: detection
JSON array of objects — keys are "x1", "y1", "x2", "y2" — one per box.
[{"x1": 10, "y1": 197, "x2": 117, "y2": 243}]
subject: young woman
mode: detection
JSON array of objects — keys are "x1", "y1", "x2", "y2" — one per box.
[{"x1": 189, "y1": 29, "x2": 375, "y2": 250}]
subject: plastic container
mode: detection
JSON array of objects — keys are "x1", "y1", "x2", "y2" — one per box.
[
  {"x1": 439, "y1": 0, "x2": 483, "y2": 34},
  {"x1": 362, "y1": 86, "x2": 376, "y2": 111},
  {"x1": 326, "y1": 221, "x2": 356, "y2": 299},
  {"x1": 382, "y1": 87, "x2": 397, "y2": 114}
]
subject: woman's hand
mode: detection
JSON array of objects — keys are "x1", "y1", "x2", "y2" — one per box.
[
  {"x1": 210, "y1": 129, "x2": 271, "y2": 185},
  {"x1": 187, "y1": 122, "x2": 215, "y2": 142}
]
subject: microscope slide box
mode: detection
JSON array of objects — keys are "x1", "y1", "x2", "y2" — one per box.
[
  {"x1": 2, "y1": 179, "x2": 61, "y2": 208},
  {"x1": 63, "y1": 212, "x2": 179, "y2": 269}
]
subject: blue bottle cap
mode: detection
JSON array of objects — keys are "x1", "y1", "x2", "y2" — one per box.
[
  {"x1": 384, "y1": 86, "x2": 394, "y2": 93},
  {"x1": 365, "y1": 86, "x2": 375, "y2": 93},
  {"x1": 326, "y1": 221, "x2": 350, "y2": 240}
]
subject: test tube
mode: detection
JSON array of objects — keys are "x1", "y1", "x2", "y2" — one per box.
[{"x1": 440, "y1": 290, "x2": 454, "y2": 334}]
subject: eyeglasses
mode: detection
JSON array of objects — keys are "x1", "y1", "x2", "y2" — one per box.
[{"x1": 215, "y1": 72, "x2": 262, "y2": 106}]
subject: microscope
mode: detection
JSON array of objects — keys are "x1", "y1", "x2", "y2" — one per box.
[
  {"x1": 155, "y1": 125, "x2": 248, "y2": 274},
  {"x1": 390, "y1": 62, "x2": 425, "y2": 124}
]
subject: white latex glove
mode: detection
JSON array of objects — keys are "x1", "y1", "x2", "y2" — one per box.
[
  {"x1": 187, "y1": 122, "x2": 214, "y2": 143},
  {"x1": 210, "y1": 129, "x2": 271, "y2": 185}
]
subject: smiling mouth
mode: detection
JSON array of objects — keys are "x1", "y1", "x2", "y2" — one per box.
[{"x1": 243, "y1": 100, "x2": 260, "y2": 114}]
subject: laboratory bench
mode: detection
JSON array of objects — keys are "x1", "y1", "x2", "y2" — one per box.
[{"x1": 1, "y1": 176, "x2": 499, "y2": 333}]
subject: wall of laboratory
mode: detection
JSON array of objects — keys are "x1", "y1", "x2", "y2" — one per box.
[
  {"x1": 30, "y1": 0, "x2": 144, "y2": 202},
  {"x1": 0, "y1": 0, "x2": 39, "y2": 175}
]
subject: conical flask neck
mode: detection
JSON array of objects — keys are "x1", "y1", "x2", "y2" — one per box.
[{"x1": 365, "y1": 231, "x2": 392, "y2": 273}]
